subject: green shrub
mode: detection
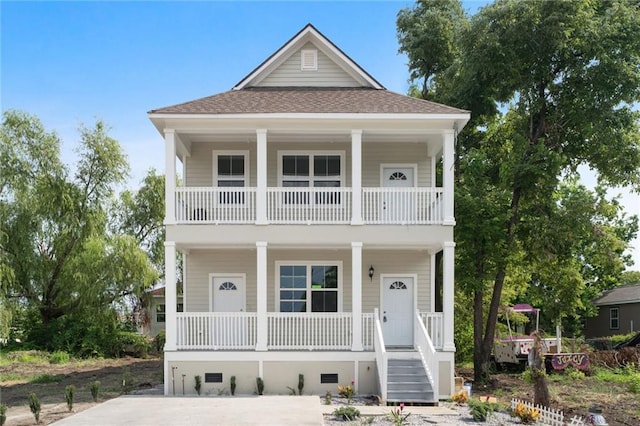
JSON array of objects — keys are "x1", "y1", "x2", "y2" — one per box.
[
  {"x1": 468, "y1": 399, "x2": 500, "y2": 422},
  {"x1": 65, "y1": 385, "x2": 75, "y2": 411},
  {"x1": 112, "y1": 331, "x2": 151, "y2": 357},
  {"x1": 6, "y1": 350, "x2": 48, "y2": 363},
  {"x1": 333, "y1": 406, "x2": 360, "y2": 421},
  {"x1": 521, "y1": 368, "x2": 534, "y2": 384},
  {"x1": 195, "y1": 375, "x2": 202, "y2": 395},
  {"x1": 230, "y1": 375, "x2": 236, "y2": 396},
  {"x1": 90, "y1": 380, "x2": 101, "y2": 402},
  {"x1": 256, "y1": 377, "x2": 264, "y2": 395},
  {"x1": 0, "y1": 403, "x2": 7, "y2": 426},
  {"x1": 49, "y1": 351, "x2": 70, "y2": 364},
  {"x1": 610, "y1": 332, "x2": 637, "y2": 347},
  {"x1": 154, "y1": 331, "x2": 166, "y2": 353},
  {"x1": 29, "y1": 393, "x2": 40, "y2": 423},
  {"x1": 565, "y1": 367, "x2": 586, "y2": 381},
  {"x1": 628, "y1": 374, "x2": 640, "y2": 394}
]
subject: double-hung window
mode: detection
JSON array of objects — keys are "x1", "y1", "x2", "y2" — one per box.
[
  {"x1": 214, "y1": 151, "x2": 248, "y2": 204},
  {"x1": 610, "y1": 307, "x2": 619, "y2": 329},
  {"x1": 278, "y1": 263, "x2": 340, "y2": 313},
  {"x1": 279, "y1": 152, "x2": 343, "y2": 204}
]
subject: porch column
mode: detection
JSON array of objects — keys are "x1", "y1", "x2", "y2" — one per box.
[
  {"x1": 164, "y1": 129, "x2": 176, "y2": 225},
  {"x1": 351, "y1": 242, "x2": 363, "y2": 351},
  {"x1": 181, "y1": 250, "x2": 188, "y2": 311},
  {"x1": 256, "y1": 241, "x2": 268, "y2": 350},
  {"x1": 164, "y1": 241, "x2": 177, "y2": 351},
  {"x1": 442, "y1": 130, "x2": 455, "y2": 225},
  {"x1": 442, "y1": 241, "x2": 456, "y2": 352},
  {"x1": 256, "y1": 129, "x2": 268, "y2": 225},
  {"x1": 351, "y1": 130, "x2": 363, "y2": 225}
]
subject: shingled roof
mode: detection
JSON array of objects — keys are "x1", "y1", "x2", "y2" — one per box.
[
  {"x1": 594, "y1": 284, "x2": 640, "y2": 305},
  {"x1": 149, "y1": 87, "x2": 467, "y2": 115}
]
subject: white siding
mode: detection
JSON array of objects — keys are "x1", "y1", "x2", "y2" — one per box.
[
  {"x1": 185, "y1": 248, "x2": 431, "y2": 314},
  {"x1": 257, "y1": 42, "x2": 363, "y2": 87},
  {"x1": 362, "y1": 143, "x2": 431, "y2": 187}
]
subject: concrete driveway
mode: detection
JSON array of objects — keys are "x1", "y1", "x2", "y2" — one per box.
[{"x1": 51, "y1": 395, "x2": 324, "y2": 426}]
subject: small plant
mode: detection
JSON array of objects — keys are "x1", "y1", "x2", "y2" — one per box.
[
  {"x1": 324, "y1": 391, "x2": 332, "y2": 405},
  {"x1": 451, "y1": 389, "x2": 469, "y2": 404},
  {"x1": 286, "y1": 386, "x2": 297, "y2": 395},
  {"x1": 256, "y1": 377, "x2": 264, "y2": 395},
  {"x1": 90, "y1": 380, "x2": 101, "y2": 402},
  {"x1": 216, "y1": 387, "x2": 226, "y2": 396},
  {"x1": 31, "y1": 373, "x2": 63, "y2": 384},
  {"x1": 468, "y1": 398, "x2": 499, "y2": 422},
  {"x1": 337, "y1": 380, "x2": 355, "y2": 403},
  {"x1": 298, "y1": 373, "x2": 304, "y2": 395},
  {"x1": 29, "y1": 393, "x2": 41, "y2": 424},
  {"x1": 521, "y1": 368, "x2": 535, "y2": 384},
  {"x1": 511, "y1": 401, "x2": 541, "y2": 424},
  {"x1": 333, "y1": 406, "x2": 360, "y2": 421},
  {"x1": 1, "y1": 403, "x2": 7, "y2": 426},
  {"x1": 564, "y1": 366, "x2": 586, "y2": 381},
  {"x1": 64, "y1": 385, "x2": 75, "y2": 411},
  {"x1": 628, "y1": 374, "x2": 640, "y2": 394},
  {"x1": 121, "y1": 366, "x2": 133, "y2": 394},
  {"x1": 230, "y1": 375, "x2": 236, "y2": 395},
  {"x1": 195, "y1": 375, "x2": 202, "y2": 395},
  {"x1": 389, "y1": 403, "x2": 411, "y2": 425},
  {"x1": 49, "y1": 351, "x2": 70, "y2": 365}
]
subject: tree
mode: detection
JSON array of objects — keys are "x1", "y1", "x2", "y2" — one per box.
[
  {"x1": 620, "y1": 270, "x2": 640, "y2": 286},
  {"x1": 0, "y1": 110, "x2": 157, "y2": 352},
  {"x1": 397, "y1": 0, "x2": 640, "y2": 381}
]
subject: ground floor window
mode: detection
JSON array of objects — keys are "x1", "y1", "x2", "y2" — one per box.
[
  {"x1": 156, "y1": 303, "x2": 184, "y2": 323},
  {"x1": 610, "y1": 307, "x2": 619, "y2": 329},
  {"x1": 278, "y1": 263, "x2": 339, "y2": 312}
]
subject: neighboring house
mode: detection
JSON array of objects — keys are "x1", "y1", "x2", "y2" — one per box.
[
  {"x1": 148, "y1": 24, "x2": 469, "y2": 402},
  {"x1": 585, "y1": 284, "x2": 640, "y2": 338},
  {"x1": 140, "y1": 287, "x2": 184, "y2": 338}
]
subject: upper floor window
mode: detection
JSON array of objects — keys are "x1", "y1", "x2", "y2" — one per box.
[
  {"x1": 279, "y1": 151, "x2": 343, "y2": 188},
  {"x1": 610, "y1": 307, "x2": 619, "y2": 329},
  {"x1": 214, "y1": 152, "x2": 248, "y2": 187}
]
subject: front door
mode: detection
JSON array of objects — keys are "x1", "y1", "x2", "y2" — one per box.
[
  {"x1": 212, "y1": 276, "x2": 245, "y2": 312},
  {"x1": 382, "y1": 166, "x2": 415, "y2": 222},
  {"x1": 381, "y1": 276, "x2": 414, "y2": 346}
]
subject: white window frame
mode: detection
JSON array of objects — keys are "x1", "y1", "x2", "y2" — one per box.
[
  {"x1": 277, "y1": 150, "x2": 345, "y2": 187},
  {"x1": 212, "y1": 150, "x2": 250, "y2": 187},
  {"x1": 274, "y1": 261, "x2": 343, "y2": 313},
  {"x1": 609, "y1": 307, "x2": 619, "y2": 330}
]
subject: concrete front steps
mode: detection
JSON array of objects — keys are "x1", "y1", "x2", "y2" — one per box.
[{"x1": 386, "y1": 357, "x2": 436, "y2": 405}]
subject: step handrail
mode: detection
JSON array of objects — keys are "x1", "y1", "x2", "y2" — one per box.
[
  {"x1": 414, "y1": 309, "x2": 438, "y2": 401},
  {"x1": 373, "y1": 308, "x2": 387, "y2": 401}
]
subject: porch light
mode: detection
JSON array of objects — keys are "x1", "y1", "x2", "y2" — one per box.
[{"x1": 368, "y1": 265, "x2": 375, "y2": 281}]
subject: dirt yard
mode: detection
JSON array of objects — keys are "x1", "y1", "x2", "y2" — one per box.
[
  {"x1": 1, "y1": 356, "x2": 163, "y2": 425},
  {"x1": 1, "y1": 356, "x2": 638, "y2": 425}
]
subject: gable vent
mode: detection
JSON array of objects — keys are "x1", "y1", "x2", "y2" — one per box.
[{"x1": 301, "y1": 49, "x2": 318, "y2": 71}]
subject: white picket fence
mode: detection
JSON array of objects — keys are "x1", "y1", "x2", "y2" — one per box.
[{"x1": 510, "y1": 399, "x2": 587, "y2": 426}]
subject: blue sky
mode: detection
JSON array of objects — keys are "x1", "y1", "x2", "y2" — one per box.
[{"x1": 1, "y1": 1, "x2": 638, "y2": 269}]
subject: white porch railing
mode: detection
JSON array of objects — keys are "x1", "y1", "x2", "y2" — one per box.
[
  {"x1": 267, "y1": 312, "x2": 352, "y2": 350},
  {"x1": 414, "y1": 310, "x2": 438, "y2": 401},
  {"x1": 175, "y1": 187, "x2": 256, "y2": 223},
  {"x1": 419, "y1": 312, "x2": 444, "y2": 350},
  {"x1": 176, "y1": 312, "x2": 257, "y2": 350},
  {"x1": 174, "y1": 186, "x2": 446, "y2": 225},
  {"x1": 373, "y1": 308, "x2": 388, "y2": 401},
  {"x1": 361, "y1": 313, "x2": 375, "y2": 350},
  {"x1": 266, "y1": 187, "x2": 352, "y2": 224},
  {"x1": 362, "y1": 187, "x2": 443, "y2": 224}
]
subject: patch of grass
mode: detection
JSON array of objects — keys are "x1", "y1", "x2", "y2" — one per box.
[
  {"x1": 49, "y1": 351, "x2": 70, "y2": 365},
  {"x1": 0, "y1": 372, "x2": 28, "y2": 382},
  {"x1": 30, "y1": 373, "x2": 64, "y2": 384},
  {"x1": 5, "y1": 350, "x2": 50, "y2": 364}
]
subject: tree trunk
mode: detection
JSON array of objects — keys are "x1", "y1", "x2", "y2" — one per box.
[
  {"x1": 473, "y1": 289, "x2": 487, "y2": 383},
  {"x1": 530, "y1": 331, "x2": 550, "y2": 406}
]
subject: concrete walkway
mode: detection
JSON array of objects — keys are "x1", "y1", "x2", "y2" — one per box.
[{"x1": 51, "y1": 395, "x2": 324, "y2": 426}]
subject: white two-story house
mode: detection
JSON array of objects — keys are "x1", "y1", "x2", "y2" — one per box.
[{"x1": 148, "y1": 24, "x2": 469, "y2": 403}]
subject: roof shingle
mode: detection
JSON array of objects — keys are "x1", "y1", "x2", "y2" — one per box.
[
  {"x1": 595, "y1": 284, "x2": 640, "y2": 305},
  {"x1": 149, "y1": 87, "x2": 467, "y2": 115}
]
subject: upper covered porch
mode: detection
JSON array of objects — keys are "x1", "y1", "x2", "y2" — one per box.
[{"x1": 159, "y1": 119, "x2": 458, "y2": 227}]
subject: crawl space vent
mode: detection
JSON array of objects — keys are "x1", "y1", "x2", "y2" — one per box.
[
  {"x1": 320, "y1": 373, "x2": 339, "y2": 384},
  {"x1": 205, "y1": 373, "x2": 223, "y2": 383}
]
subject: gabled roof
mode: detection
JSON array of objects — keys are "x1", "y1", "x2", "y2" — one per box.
[
  {"x1": 233, "y1": 23, "x2": 384, "y2": 90},
  {"x1": 149, "y1": 87, "x2": 467, "y2": 115},
  {"x1": 594, "y1": 284, "x2": 640, "y2": 306}
]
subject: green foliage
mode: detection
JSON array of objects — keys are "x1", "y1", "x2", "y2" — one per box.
[
  {"x1": 324, "y1": 391, "x2": 332, "y2": 405},
  {"x1": 610, "y1": 332, "x2": 638, "y2": 347},
  {"x1": 154, "y1": 331, "x2": 166, "y2": 353},
  {"x1": 121, "y1": 367, "x2": 133, "y2": 394},
  {"x1": 195, "y1": 375, "x2": 202, "y2": 395},
  {"x1": 521, "y1": 369, "x2": 534, "y2": 385},
  {"x1": 298, "y1": 373, "x2": 304, "y2": 395},
  {"x1": 28, "y1": 393, "x2": 40, "y2": 423},
  {"x1": 230, "y1": 375, "x2": 236, "y2": 396},
  {"x1": 566, "y1": 367, "x2": 586, "y2": 381},
  {"x1": 256, "y1": 377, "x2": 264, "y2": 395},
  {"x1": 332, "y1": 406, "x2": 360, "y2": 421},
  {"x1": 30, "y1": 373, "x2": 63, "y2": 384},
  {"x1": 49, "y1": 351, "x2": 70, "y2": 364},
  {"x1": 65, "y1": 385, "x2": 75, "y2": 411},
  {"x1": 113, "y1": 331, "x2": 151, "y2": 357},
  {"x1": 468, "y1": 399, "x2": 500, "y2": 422},
  {"x1": 389, "y1": 404, "x2": 411, "y2": 425},
  {"x1": 0, "y1": 403, "x2": 7, "y2": 426},
  {"x1": 337, "y1": 380, "x2": 356, "y2": 404},
  {"x1": 5, "y1": 350, "x2": 49, "y2": 363},
  {"x1": 0, "y1": 111, "x2": 158, "y2": 355},
  {"x1": 90, "y1": 380, "x2": 101, "y2": 402}
]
